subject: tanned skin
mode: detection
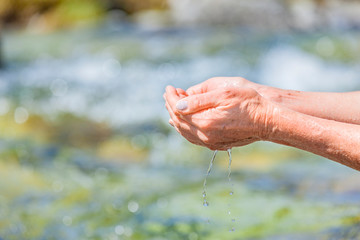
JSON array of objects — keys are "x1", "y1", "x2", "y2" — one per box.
[{"x1": 164, "y1": 77, "x2": 360, "y2": 171}]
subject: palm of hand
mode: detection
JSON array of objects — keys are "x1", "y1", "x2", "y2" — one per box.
[
  {"x1": 186, "y1": 87, "x2": 264, "y2": 150},
  {"x1": 165, "y1": 83, "x2": 268, "y2": 150}
]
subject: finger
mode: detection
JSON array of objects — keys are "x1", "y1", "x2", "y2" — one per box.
[
  {"x1": 165, "y1": 89, "x2": 210, "y2": 145},
  {"x1": 166, "y1": 101, "x2": 208, "y2": 145},
  {"x1": 169, "y1": 114, "x2": 204, "y2": 146},
  {"x1": 172, "y1": 122, "x2": 207, "y2": 147},
  {"x1": 166, "y1": 101, "x2": 193, "y2": 132},
  {"x1": 186, "y1": 82, "x2": 206, "y2": 95},
  {"x1": 165, "y1": 86, "x2": 182, "y2": 117},
  {"x1": 176, "y1": 88, "x2": 188, "y2": 98},
  {"x1": 173, "y1": 124, "x2": 198, "y2": 144},
  {"x1": 166, "y1": 100, "x2": 190, "y2": 130},
  {"x1": 175, "y1": 89, "x2": 224, "y2": 115},
  {"x1": 166, "y1": 97, "x2": 199, "y2": 127},
  {"x1": 165, "y1": 101, "x2": 181, "y2": 124}
]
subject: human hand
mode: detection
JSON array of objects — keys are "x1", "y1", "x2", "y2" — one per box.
[
  {"x1": 164, "y1": 84, "x2": 274, "y2": 151},
  {"x1": 185, "y1": 77, "x2": 258, "y2": 96}
]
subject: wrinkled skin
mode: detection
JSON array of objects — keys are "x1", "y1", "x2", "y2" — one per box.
[
  {"x1": 185, "y1": 77, "x2": 256, "y2": 95},
  {"x1": 164, "y1": 77, "x2": 360, "y2": 171},
  {"x1": 164, "y1": 77, "x2": 273, "y2": 150}
]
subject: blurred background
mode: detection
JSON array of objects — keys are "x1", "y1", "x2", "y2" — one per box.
[{"x1": 0, "y1": 0, "x2": 360, "y2": 239}]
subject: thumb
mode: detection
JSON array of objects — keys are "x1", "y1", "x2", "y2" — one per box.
[{"x1": 175, "y1": 91, "x2": 219, "y2": 115}]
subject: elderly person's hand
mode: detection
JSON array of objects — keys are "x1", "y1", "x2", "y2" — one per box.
[
  {"x1": 164, "y1": 84, "x2": 274, "y2": 150},
  {"x1": 164, "y1": 77, "x2": 360, "y2": 171},
  {"x1": 185, "y1": 77, "x2": 256, "y2": 95}
]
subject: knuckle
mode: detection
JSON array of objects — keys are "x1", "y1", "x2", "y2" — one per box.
[{"x1": 223, "y1": 87, "x2": 236, "y2": 97}]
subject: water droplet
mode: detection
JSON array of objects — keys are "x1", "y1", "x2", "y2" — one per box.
[
  {"x1": 128, "y1": 201, "x2": 139, "y2": 213},
  {"x1": 115, "y1": 225, "x2": 125, "y2": 235},
  {"x1": 14, "y1": 107, "x2": 29, "y2": 124},
  {"x1": 203, "y1": 150, "x2": 218, "y2": 207},
  {"x1": 62, "y1": 216, "x2": 72, "y2": 226},
  {"x1": 227, "y1": 148, "x2": 236, "y2": 230},
  {"x1": 202, "y1": 150, "x2": 217, "y2": 207}
]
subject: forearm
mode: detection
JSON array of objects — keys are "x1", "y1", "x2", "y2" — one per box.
[
  {"x1": 255, "y1": 84, "x2": 360, "y2": 125},
  {"x1": 266, "y1": 104, "x2": 360, "y2": 171}
]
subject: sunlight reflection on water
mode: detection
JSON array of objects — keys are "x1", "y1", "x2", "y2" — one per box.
[
  {"x1": 0, "y1": 25, "x2": 359, "y2": 240},
  {"x1": 2, "y1": 27, "x2": 359, "y2": 129}
]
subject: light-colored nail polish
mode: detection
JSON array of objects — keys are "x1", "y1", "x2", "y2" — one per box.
[{"x1": 176, "y1": 100, "x2": 188, "y2": 110}]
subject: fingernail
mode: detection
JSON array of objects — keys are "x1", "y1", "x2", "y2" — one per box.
[{"x1": 176, "y1": 100, "x2": 188, "y2": 111}]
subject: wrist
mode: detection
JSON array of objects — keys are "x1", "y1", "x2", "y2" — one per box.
[
  {"x1": 254, "y1": 98, "x2": 280, "y2": 141},
  {"x1": 256, "y1": 85, "x2": 283, "y2": 104},
  {"x1": 264, "y1": 103, "x2": 315, "y2": 146}
]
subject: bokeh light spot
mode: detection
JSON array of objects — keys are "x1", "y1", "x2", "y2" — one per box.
[
  {"x1": 62, "y1": 216, "x2": 72, "y2": 226},
  {"x1": 14, "y1": 107, "x2": 29, "y2": 124},
  {"x1": 127, "y1": 201, "x2": 139, "y2": 213},
  {"x1": 115, "y1": 225, "x2": 125, "y2": 235},
  {"x1": 0, "y1": 98, "x2": 10, "y2": 116}
]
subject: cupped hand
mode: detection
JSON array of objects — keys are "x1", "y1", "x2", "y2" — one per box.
[
  {"x1": 185, "y1": 77, "x2": 257, "y2": 96},
  {"x1": 164, "y1": 86, "x2": 210, "y2": 147},
  {"x1": 164, "y1": 84, "x2": 274, "y2": 150}
]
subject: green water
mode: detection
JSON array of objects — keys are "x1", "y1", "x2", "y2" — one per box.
[{"x1": 0, "y1": 24, "x2": 359, "y2": 239}]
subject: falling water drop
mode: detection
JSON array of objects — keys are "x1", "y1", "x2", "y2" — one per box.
[
  {"x1": 227, "y1": 148, "x2": 235, "y2": 232},
  {"x1": 227, "y1": 148, "x2": 233, "y2": 188},
  {"x1": 202, "y1": 150, "x2": 218, "y2": 207}
]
